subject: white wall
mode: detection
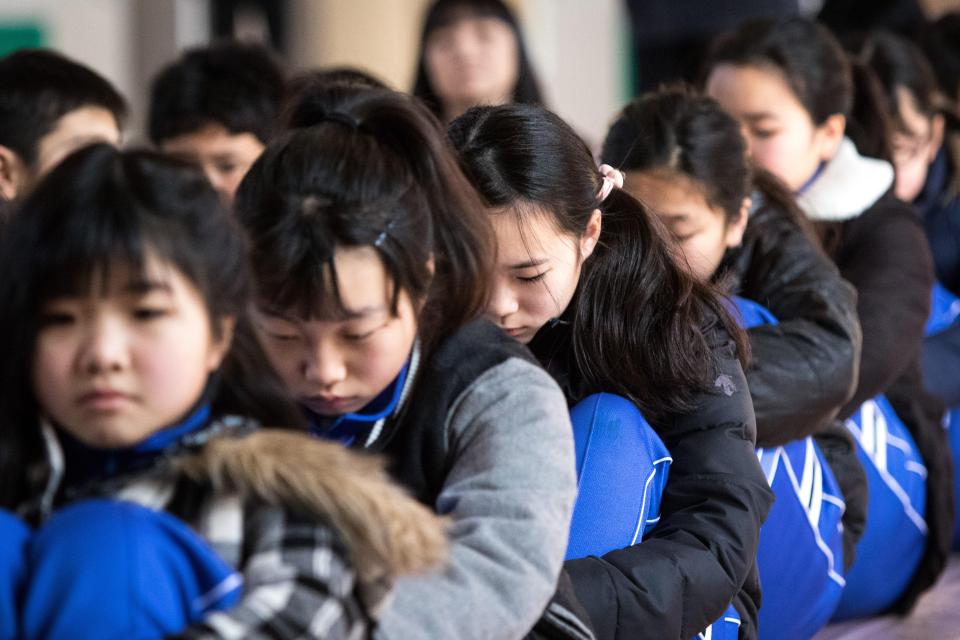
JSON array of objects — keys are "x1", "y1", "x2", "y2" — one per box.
[{"x1": 0, "y1": 0, "x2": 135, "y2": 102}]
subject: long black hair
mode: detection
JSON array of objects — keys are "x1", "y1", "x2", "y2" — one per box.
[
  {"x1": 449, "y1": 103, "x2": 748, "y2": 422},
  {"x1": 412, "y1": 0, "x2": 543, "y2": 119},
  {"x1": 235, "y1": 88, "x2": 494, "y2": 355},
  {"x1": 704, "y1": 17, "x2": 895, "y2": 161},
  {"x1": 0, "y1": 144, "x2": 301, "y2": 508},
  {"x1": 601, "y1": 86, "x2": 818, "y2": 256}
]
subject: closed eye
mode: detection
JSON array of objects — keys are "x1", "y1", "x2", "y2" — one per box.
[
  {"x1": 133, "y1": 307, "x2": 169, "y2": 320},
  {"x1": 40, "y1": 311, "x2": 76, "y2": 326},
  {"x1": 518, "y1": 271, "x2": 548, "y2": 284}
]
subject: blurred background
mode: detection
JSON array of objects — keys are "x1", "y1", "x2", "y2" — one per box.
[{"x1": 1, "y1": 0, "x2": 958, "y2": 147}]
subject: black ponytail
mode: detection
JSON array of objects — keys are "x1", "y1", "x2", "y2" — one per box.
[
  {"x1": 236, "y1": 88, "x2": 495, "y2": 355},
  {"x1": 450, "y1": 103, "x2": 748, "y2": 422}
]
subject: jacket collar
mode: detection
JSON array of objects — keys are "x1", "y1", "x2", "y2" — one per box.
[
  {"x1": 797, "y1": 137, "x2": 895, "y2": 222},
  {"x1": 306, "y1": 341, "x2": 422, "y2": 449}
]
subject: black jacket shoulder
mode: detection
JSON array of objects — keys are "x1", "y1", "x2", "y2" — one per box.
[{"x1": 721, "y1": 197, "x2": 861, "y2": 447}]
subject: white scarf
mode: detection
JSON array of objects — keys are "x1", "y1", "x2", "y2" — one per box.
[{"x1": 797, "y1": 137, "x2": 895, "y2": 222}]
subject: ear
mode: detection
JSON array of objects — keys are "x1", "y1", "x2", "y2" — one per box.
[
  {"x1": 207, "y1": 315, "x2": 237, "y2": 371},
  {"x1": 0, "y1": 145, "x2": 28, "y2": 201},
  {"x1": 929, "y1": 114, "x2": 946, "y2": 163},
  {"x1": 816, "y1": 113, "x2": 847, "y2": 161},
  {"x1": 579, "y1": 209, "x2": 602, "y2": 260},
  {"x1": 725, "y1": 197, "x2": 751, "y2": 249}
]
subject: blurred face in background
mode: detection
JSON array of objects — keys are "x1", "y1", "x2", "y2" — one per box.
[
  {"x1": 424, "y1": 14, "x2": 519, "y2": 121},
  {"x1": 890, "y1": 86, "x2": 944, "y2": 202},
  {"x1": 160, "y1": 122, "x2": 265, "y2": 203},
  {"x1": 0, "y1": 106, "x2": 121, "y2": 201}
]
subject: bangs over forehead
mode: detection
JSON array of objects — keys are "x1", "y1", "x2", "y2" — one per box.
[
  {"x1": 237, "y1": 124, "x2": 436, "y2": 323},
  {"x1": 424, "y1": 0, "x2": 517, "y2": 34},
  {"x1": 250, "y1": 194, "x2": 410, "y2": 323},
  {"x1": 35, "y1": 198, "x2": 180, "y2": 302},
  {"x1": 8, "y1": 144, "x2": 239, "y2": 324}
]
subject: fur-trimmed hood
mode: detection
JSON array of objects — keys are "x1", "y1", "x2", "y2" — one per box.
[
  {"x1": 175, "y1": 429, "x2": 448, "y2": 586},
  {"x1": 27, "y1": 420, "x2": 449, "y2": 616}
]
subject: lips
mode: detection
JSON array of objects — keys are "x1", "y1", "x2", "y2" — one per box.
[
  {"x1": 303, "y1": 394, "x2": 358, "y2": 415},
  {"x1": 502, "y1": 326, "x2": 527, "y2": 339},
  {"x1": 77, "y1": 389, "x2": 134, "y2": 412}
]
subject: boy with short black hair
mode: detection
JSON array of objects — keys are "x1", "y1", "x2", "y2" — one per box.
[
  {"x1": 0, "y1": 49, "x2": 126, "y2": 200},
  {"x1": 148, "y1": 42, "x2": 285, "y2": 202}
]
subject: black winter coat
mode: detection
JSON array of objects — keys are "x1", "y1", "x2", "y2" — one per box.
[
  {"x1": 530, "y1": 311, "x2": 774, "y2": 640},
  {"x1": 719, "y1": 193, "x2": 862, "y2": 447},
  {"x1": 818, "y1": 194, "x2": 954, "y2": 614},
  {"x1": 718, "y1": 194, "x2": 869, "y2": 568}
]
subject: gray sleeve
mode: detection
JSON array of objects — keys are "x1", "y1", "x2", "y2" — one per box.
[{"x1": 375, "y1": 358, "x2": 577, "y2": 640}]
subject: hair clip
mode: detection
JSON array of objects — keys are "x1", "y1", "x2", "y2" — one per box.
[{"x1": 374, "y1": 218, "x2": 396, "y2": 248}]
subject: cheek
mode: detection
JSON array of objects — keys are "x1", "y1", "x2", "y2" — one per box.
[
  {"x1": 894, "y1": 159, "x2": 928, "y2": 201},
  {"x1": 259, "y1": 339, "x2": 307, "y2": 388},
  {"x1": 426, "y1": 48, "x2": 457, "y2": 84},
  {"x1": 347, "y1": 324, "x2": 417, "y2": 396},
  {"x1": 749, "y1": 137, "x2": 790, "y2": 175},
  {"x1": 519, "y1": 272, "x2": 574, "y2": 324},
  {"x1": 32, "y1": 335, "x2": 74, "y2": 412},
  {"x1": 486, "y1": 38, "x2": 518, "y2": 84},
  {"x1": 137, "y1": 329, "x2": 212, "y2": 408}
]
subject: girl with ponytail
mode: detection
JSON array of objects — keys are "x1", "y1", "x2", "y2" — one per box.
[
  {"x1": 449, "y1": 103, "x2": 774, "y2": 640},
  {"x1": 704, "y1": 16, "x2": 952, "y2": 620},
  {"x1": 602, "y1": 86, "x2": 863, "y2": 639},
  {"x1": 235, "y1": 88, "x2": 581, "y2": 640}
]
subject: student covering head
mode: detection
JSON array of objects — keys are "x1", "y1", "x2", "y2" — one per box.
[
  {"x1": 449, "y1": 102, "x2": 774, "y2": 640},
  {"x1": 704, "y1": 16, "x2": 952, "y2": 618},
  {"x1": 0, "y1": 143, "x2": 447, "y2": 637},
  {"x1": 235, "y1": 88, "x2": 581, "y2": 640},
  {"x1": 602, "y1": 85, "x2": 867, "y2": 563},
  {"x1": 603, "y1": 87, "x2": 863, "y2": 638}
]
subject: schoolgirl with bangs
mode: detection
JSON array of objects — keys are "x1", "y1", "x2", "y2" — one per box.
[
  {"x1": 235, "y1": 88, "x2": 582, "y2": 640},
  {"x1": 0, "y1": 143, "x2": 445, "y2": 639}
]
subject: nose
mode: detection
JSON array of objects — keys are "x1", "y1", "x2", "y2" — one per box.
[
  {"x1": 303, "y1": 340, "x2": 348, "y2": 389},
  {"x1": 487, "y1": 278, "x2": 520, "y2": 324},
  {"x1": 78, "y1": 316, "x2": 129, "y2": 375}
]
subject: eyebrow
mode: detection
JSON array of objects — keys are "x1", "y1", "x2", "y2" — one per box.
[
  {"x1": 660, "y1": 213, "x2": 691, "y2": 223},
  {"x1": 261, "y1": 304, "x2": 388, "y2": 322},
  {"x1": 508, "y1": 258, "x2": 548, "y2": 270},
  {"x1": 742, "y1": 112, "x2": 778, "y2": 123},
  {"x1": 125, "y1": 279, "x2": 173, "y2": 295}
]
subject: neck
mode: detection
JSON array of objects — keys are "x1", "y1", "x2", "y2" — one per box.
[{"x1": 58, "y1": 401, "x2": 213, "y2": 488}]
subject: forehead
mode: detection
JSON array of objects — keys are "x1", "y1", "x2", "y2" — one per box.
[
  {"x1": 53, "y1": 252, "x2": 187, "y2": 300},
  {"x1": 36, "y1": 106, "x2": 120, "y2": 173},
  {"x1": 706, "y1": 63, "x2": 808, "y2": 120},
  {"x1": 160, "y1": 122, "x2": 264, "y2": 158},
  {"x1": 489, "y1": 206, "x2": 577, "y2": 264},
  {"x1": 623, "y1": 171, "x2": 718, "y2": 223},
  {"x1": 265, "y1": 245, "x2": 393, "y2": 322}
]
